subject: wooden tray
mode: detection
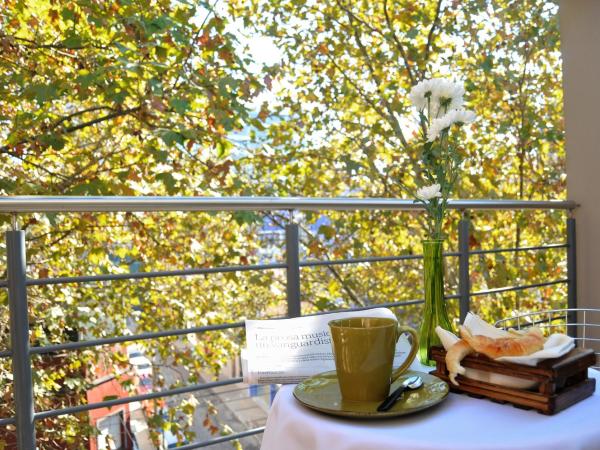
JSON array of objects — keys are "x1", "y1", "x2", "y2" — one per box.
[{"x1": 429, "y1": 346, "x2": 596, "y2": 415}]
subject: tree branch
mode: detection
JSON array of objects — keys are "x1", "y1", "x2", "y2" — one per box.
[
  {"x1": 382, "y1": 0, "x2": 417, "y2": 84},
  {"x1": 62, "y1": 106, "x2": 141, "y2": 134},
  {"x1": 1, "y1": 34, "x2": 113, "y2": 50},
  {"x1": 0, "y1": 106, "x2": 141, "y2": 155},
  {"x1": 423, "y1": 0, "x2": 444, "y2": 74},
  {"x1": 324, "y1": 53, "x2": 406, "y2": 147},
  {"x1": 334, "y1": 0, "x2": 382, "y2": 35},
  {"x1": 1, "y1": 151, "x2": 70, "y2": 181},
  {"x1": 49, "y1": 106, "x2": 116, "y2": 131},
  {"x1": 335, "y1": 0, "x2": 416, "y2": 86},
  {"x1": 348, "y1": 18, "x2": 408, "y2": 147},
  {"x1": 172, "y1": 0, "x2": 221, "y2": 92}
]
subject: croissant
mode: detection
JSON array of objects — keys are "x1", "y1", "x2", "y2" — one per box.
[
  {"x1": 459, "y1": 326, "x2": 545, "y2": 359},
  {"x1": 445, "y1": 339, "x2": 474, "y2": 385}
]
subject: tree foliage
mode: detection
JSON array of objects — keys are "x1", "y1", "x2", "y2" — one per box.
[
  {"x1": 0, "y1": 0, "x2": 566, "y2": 448},
  {"x1": 0, "y1": 0, "x2": 267, "y2": 195},
  {"x1": 232, "y1": 0, "x2": 566, "y2": 317}
]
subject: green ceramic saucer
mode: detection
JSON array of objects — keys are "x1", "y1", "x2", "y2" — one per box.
[{"x1": 293, "y1": 370, "x2": 449, "y2": 419}]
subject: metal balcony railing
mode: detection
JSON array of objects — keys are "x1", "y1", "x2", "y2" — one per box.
[{"x1": 0, "y1": 197, "x2": 578, "y2": 450}]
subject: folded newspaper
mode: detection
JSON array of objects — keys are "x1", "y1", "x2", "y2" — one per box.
[{"x1": 242, "y1": 308, "x2": 413, "y2": 384}]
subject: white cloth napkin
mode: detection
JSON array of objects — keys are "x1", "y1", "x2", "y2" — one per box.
[{"x1": 435, "y1": 313, "x2": 575, "y2": 388}]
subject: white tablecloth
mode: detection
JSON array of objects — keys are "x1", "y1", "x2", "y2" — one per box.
[{"x1": 261, "y1": 362, "x2": 600, "y2": 450}]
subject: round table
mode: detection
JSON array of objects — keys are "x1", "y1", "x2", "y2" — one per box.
[{"x1": 260, "y1": 362, "x2": 600, "y2": 450}]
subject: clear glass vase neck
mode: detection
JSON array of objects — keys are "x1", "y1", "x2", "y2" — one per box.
[{"x1": 418, "y1": 238, "x2": 453, "y2": 365}]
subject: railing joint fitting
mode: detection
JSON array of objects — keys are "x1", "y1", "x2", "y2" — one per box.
[{"x1": 11, "y1": 213, "x2": 19, "y2": 231}]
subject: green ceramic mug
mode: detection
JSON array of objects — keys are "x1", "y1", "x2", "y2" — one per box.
[{"x1": 328, "y1": 317, "x2": 419, "y2": 402}]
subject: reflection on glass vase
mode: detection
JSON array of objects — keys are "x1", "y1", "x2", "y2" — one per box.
[{"x1": 418, "y1": 239, "x2": 454, "y2": 365}]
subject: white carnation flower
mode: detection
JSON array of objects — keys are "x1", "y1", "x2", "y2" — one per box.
[
  {"x1": 408, "y1": 78, "x2": 465, "y2": 117},
  {"x1": 409, "y1": 79, "x2": 465, "y2": 116},
  {"x1": 427, "y1": 115, "x2": 455, "y2": 143},
  {"x1": 408, "y1": 79, "x2": 439, "y2": 111},
  {"x1": 427, "y1": 109, "x2": 476, "y2": 142},
  {"x1": 416, "y1": 183, "x2": 442, "y2": 201},
  {"x1": 432, "y1": 80, "x2": 464, "y2": 115}
]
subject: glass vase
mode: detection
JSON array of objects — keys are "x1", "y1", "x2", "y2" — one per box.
[{"x1": 418, "y1": 239, "x2": 454, "y2": 365}]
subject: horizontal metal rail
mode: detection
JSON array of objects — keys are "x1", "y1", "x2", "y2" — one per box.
[
  {"x1": 0, "y1": 299, "x2": 457, "y2": 359},
  {"x1": 304, "y1": 299, "x2": 431, "y2": 317},
  {"x1": 0, "y1": 322, "x2": 245, "y2": 359},
  {"x1": 34, "y1": 378, "x2": 243, "y2": 420},
  {"x1": 0, "y1": 244, "x2": 562, "y2": 290},
  {"x1": 495, "y1": 307, "x2": 599, "y2": 324},
  {"x1": 0, "y1": 263, "x2": 288, "y2": 289},
  {"x1": 0, "y1": 277, "x2": 564, "y2": 361},
  {"x1": 0, "y1": 254, "x2": 451, "y2": 289},
  {"x1": 519, "y1": 322, "x2": 600, "y2": 328},
  {"x1": 469, "y1": 243, "x2": 567, "y2": 255},
  {"x1": 470, "y1": 278, "x2": 569, "y2": 297},
  {"x1": 0, "y1": 196, "x2": 577, "y2": 213},
  {"x1": 0, "y1": 417, "x2": 16, "y2": 427},
  {"x1": 0, "y1": 379, "x2": 249, "y2": 437},
  {"x1": 0, "y1": 302, "x2": 432, "y2": 359},
  {"x1": 300, "y1": 252, "x2": 460, "y2": 268},
  {"x1": 177, "y1": 427, "x2": 266, "y2": 449}
]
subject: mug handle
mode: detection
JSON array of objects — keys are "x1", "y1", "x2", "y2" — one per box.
[{"x1": 390, "y1": 325, "x2": 419, "y2": 383}]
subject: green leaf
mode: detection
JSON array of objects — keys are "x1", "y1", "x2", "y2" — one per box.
[
  {"x1": 341, "y1": 156, "x2": 362, "y2": 175},
  {"x1": 171, "y1": 27, "x2": 187, "y2": 44},
  {"x1": 146, "y1": 16, "x2": 171, "y2": 34},
  {"x1": 481, "y1": 55, "x2": 494, "y2": 73},
  {"x1": 0, "y1": 177, "x2": 16, "y2": 193},
  {"x1": 39, "y1": 134, "x2": 66, "y2": 150},
  {"x1": 148, "y1": 78, "x2": 163, "y2": 95},
  {"x1": 46, "y1": 213, "x2": 58, "y2": 226},
  {"x1": 67, "y1": 180, "x2": 110, "y2": 195},
  {"x1": 26, "y1": 83, "x2": 59, "y2": 106},
  {"x1": 61, "y1": 34, "x2": 83, "y2": 49},
  {"x1": 156, "y1": 172, "x2": 177, "y2": 193},
  {"x1": 233, "y1": 211, "x2": 262, "y2": 225},
  {"x1": 61, "y1": 8, "x2": 76, "y2": 22},
  {"x1": 155, "y1": 46, "x2": 168, "y2": 60},
  {"x1": 169, "y1": 98, "x2": 190, "y2": 114},
  {"x1": 216, "y1": 140, "x2": 232, "y2": 158},
  {"x1": 76, "y1": 70, "x2": 101, "y2": 89},
  {"x1": 406, "y1": 28, "x2": 419, "y2": 39},
  {"x1": 318, "y1": 225, "x2": 336, "y2": 240},
  {"x1": 114, "y1": 42, "x2": 130, "y2": 54},
  {"x1": 148, "y1": 146, "x2": 169, "y2": 162},
  {"x1": 160, "y1": 130, "x2": 185, "y2": 146}
]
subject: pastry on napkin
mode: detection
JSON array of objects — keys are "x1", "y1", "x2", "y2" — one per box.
[{"x1": 436, "y1": 313, "x2": 575, "y2": 389}]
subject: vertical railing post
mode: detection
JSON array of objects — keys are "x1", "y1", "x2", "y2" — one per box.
[
  {"x1": 285, "y1": 214, "x2": 301, "y2": 318},
  {"x1": 6, "y1": 228, "x2": 36, "y2": 450},
  {"x1": 458, "y1": 211, "x2": 471, "y2": 324},
  {"x1": 567, "y1": 212, "x2": 577, "y2": 338}
]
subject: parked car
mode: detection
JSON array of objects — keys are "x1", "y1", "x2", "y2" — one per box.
[
  {"x1": 162, "y1": 428, "x2": 183, "y2": 449},
  {"x1": 127, "y1": 345, "x2": 153, "y2": 379},
  {"x1": 160, "y1": 412, "x2": 189, "y2": 449}
]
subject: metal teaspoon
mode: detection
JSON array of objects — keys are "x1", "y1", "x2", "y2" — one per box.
[{"x1": 377, "y1": 375, "x2": 424, "y2": 412}]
